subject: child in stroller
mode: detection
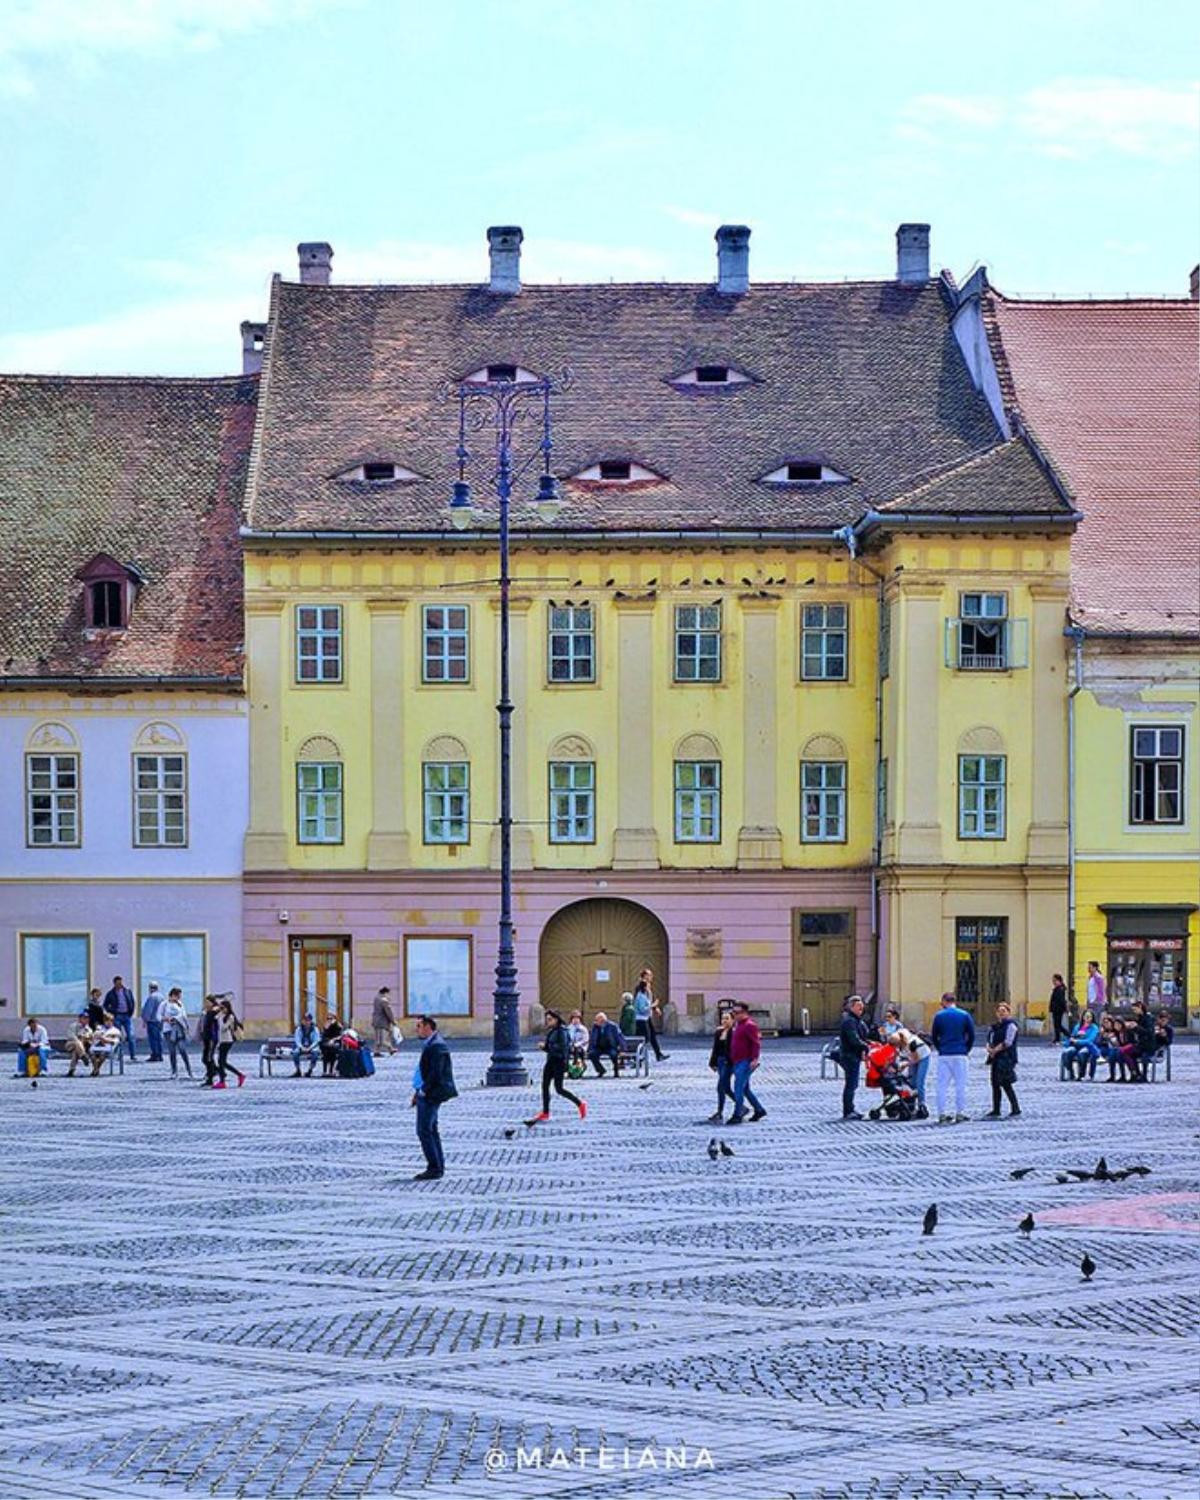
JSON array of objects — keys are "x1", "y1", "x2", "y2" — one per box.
[{"x1": 865, "y1": 1039, "x2": 918, "y2": 1121}]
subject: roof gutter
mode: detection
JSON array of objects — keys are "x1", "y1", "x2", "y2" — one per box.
[
  {"x1": 853, "y1": 507, "x2": 1082, "y2": 539},
  {"x1": 239, "y1": 525, "x2": 843, "y2": 547},
  {"x1": 0, "y1": 675, "x2": 243, "y2": 692}
]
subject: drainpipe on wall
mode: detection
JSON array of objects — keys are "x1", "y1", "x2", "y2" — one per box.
[
  {"x1": 836, "y1": 525, "x2": 887, "y2": 1006},
  {"x1": 1066, "y1": 623, "x2": 1086, "y2": 1009}
]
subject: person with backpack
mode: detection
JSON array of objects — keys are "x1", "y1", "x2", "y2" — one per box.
[
  {"x1": 214, "y1": 998, "x2": 246, "y2": 1089},
  {"x1": 983, "y1": 1000, "x2": 1021, "y2": 1118},
  {"x1": 530, "y1": 1009, "x2": 587, "y2": 1123},
  {"x1": 411, "y1": 1015, "x2": 457, "y2": 1179}
]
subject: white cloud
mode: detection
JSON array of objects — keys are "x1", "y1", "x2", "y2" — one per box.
[
  {"x1": 663, "y1": 206, "x2": 723, "y2": 229},
  {"x1": 898, "y1": 78, "x2": 1199, "y2": 163},
  {"x1": 0, "y1": 233, "x2": 680, "y2": 375},
  {"x1": 0, "y1": 0, "x2": 348, "y2": 96}
]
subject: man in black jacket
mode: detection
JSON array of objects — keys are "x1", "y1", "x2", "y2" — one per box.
[
  {"x1": 412, "y1": 1015, "x2": 457, "y2": 1180},
  {"x1": 838, "y1": 995, "x2": 870, "y2": 1120},
  {"x1": 587, "y1": 1012, "x2": 624, "y2": 1077}
]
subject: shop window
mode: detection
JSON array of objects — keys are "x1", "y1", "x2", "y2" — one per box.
[
  {"x1": 404, "y1": 935, "x2": 472, "y2": 1016},
  {"x1": 1130, "y1": 725, "x2": 1185, "y2": 825},
  {"x1": 137, "y1": 934, "x2": 206, "y2": 1005},
  {"x1": 1108, "y1": 937, "x2": 1187, "y2": 1012},
  {"x1": 21, "y1": 933, "x2": 90, "y2": 1015}
]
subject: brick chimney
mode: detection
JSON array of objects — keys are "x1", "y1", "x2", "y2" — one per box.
[
  {"x1": 487, "y1": 226, "x2": 523, "y2": 294},
  {"x1": 297, "y1": 242, "x2": 333, "y2": 285},
  {"x1": 1190, "y1": 264, "x2": 1198, "y2": 300},
  {"x1": 896, "y1": 223, "x2": 930, "y2": 284},
  {"x1": 240, "y1": 321, "x2": 266, "y2": 375},
  {"x1": 715, "y1": 224, "x2": 751, "y2": 295}
]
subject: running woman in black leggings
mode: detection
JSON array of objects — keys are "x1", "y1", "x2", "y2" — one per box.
[{"x1": 531, "y1": 1010, "x2": 586, "y2": 1122}]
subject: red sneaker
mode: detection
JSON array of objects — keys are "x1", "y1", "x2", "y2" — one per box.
[
  {"x1": 237, "y1": 1075, "x2": 246, "y2": 1088},
  {"x1": 531, "y1": 1112, "x2": 550, "y2": 1123},
  {"x1": 212, "y1": 1081, "x2": 226, "y2": 1090},
  {"x1": 577, "y1": 1100, "x2": 588, "y2": 1120}
]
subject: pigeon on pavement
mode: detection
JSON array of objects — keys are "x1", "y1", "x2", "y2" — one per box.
[
  {"x1": 1081, "y1": 1252, "x2": 1096, "y2": 1281},
  {"x1": 719, "y1": 1141, "x2": 735, "y2": 1158},
  {"x1": 707, "y1": 1139, "x2": 720, "y2": 1160},
  {"x1": 1019, "y1": 1213, "x2": 1035, "y2": 1236},
  {"x1": 922, "y1": 1204, "x2": 938, "y2": 1235},
  {"x1": 1009, "y1": 1167, "x2": 1035, "y2": 1180}
]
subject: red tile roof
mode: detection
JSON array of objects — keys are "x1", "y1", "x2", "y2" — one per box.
[
  {"x1": 0, "y1": 375, "x2": 257, "y2": 683},
  {"x1": 985, "y1": 294, "x2": 1200, "y2": 637}
]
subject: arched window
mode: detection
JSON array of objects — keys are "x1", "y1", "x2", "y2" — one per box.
[
  {"x1": 548, "y1": 735, "x2": 596, "y2": 844},
  {"x1": 801, "y1": 734, "x2": 848, "y2": 843},
  {"x1": 674, "y1": 733, "x2": 721, "y2": 843},
  {"x1": 422, "y1": 736, "x2": 469, "y2": 845},
  {"x1": 296, "y1": 736, "x2": 344, "y2": 845}
]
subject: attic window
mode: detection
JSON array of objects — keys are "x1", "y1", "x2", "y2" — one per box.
[
  {"x1": 463, "y1": 363, "x2": 542, "y2": 386},
  {"x1": 571, "y1": 460, "x2": 665, "y2": 484},
  {"x1": 91, "y1": 581, "x2": 124, "y2": 628},
  {"x1": 671, "y1": 365, "x2": 752, "y2": 389},
  {"x1": 761, "y1": 460, "x2": 851, "y2": 486},
  {"x1": 333, "y1": 461, "x2": 420, "y2": 484}
]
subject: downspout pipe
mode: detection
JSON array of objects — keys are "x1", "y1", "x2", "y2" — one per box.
[
  {"x1": 836, "y1": 526, "x2": 886, "y2": 1008},
  {"x1": 1066, "y1": 623, "x2": 1086, "y2": 1009}
]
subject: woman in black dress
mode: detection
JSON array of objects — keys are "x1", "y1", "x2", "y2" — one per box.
[{"x1": 1049, "y1": 973, "x2": 1069, "y2": 1043}]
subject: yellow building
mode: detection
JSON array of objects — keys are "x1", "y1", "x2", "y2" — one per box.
[
  {"x1": 236, "y1": 225, "x2": 1079, "y2": 1036},
  {"x1": 985, "y1": 285, "x2": 1199, "y2": 1025}
]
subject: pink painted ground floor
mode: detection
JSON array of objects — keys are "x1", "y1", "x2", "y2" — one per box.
[
  {"x1": 0, "y1": 880, "x2": 242, "y2": 1041},
  {"x1": 242, "y1": 869, "x2": 874, "y2": 1038}
]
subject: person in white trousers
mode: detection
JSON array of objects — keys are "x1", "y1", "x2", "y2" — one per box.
[{"x1": 930, "y1": 991, "x2": 976, "y2": 1124}]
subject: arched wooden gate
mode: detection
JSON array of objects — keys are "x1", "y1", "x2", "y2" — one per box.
[{"x1": 538, "y1": 898, "x2": 669, "y2": 1022}]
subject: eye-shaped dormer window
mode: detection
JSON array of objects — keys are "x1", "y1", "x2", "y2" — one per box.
[
  {"x1": 569, "y1": 460, "x2": 666, "y2": 484},
  {"x1": 333, "y1": 462, "x2": 421, "y2": 484},
  {"x1": 760, "y1": 459, "x2": 851, "y2": 486},
  {"x1": 463, "y1": 363, "x2": 542, "y2": 386},
  {"x1": 670, "y1": 364, "x2": 753, "y2": 390}
]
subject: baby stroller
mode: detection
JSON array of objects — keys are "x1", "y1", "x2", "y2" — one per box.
[{"x1": 865, "y1": 1041, "x2": 918, "y2": 1121}]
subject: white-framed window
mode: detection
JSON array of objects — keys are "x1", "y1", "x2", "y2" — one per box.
[
  {"x1": 957, "y1": 593, "x2": 1007, "y2": 669},
  {"x1": 295, "y1": 604, "x2": 343, "y2": 683},
  {"x1": 423, "y1": 605, "x2": 470, "y2": 682},
  {"x1": 137, "y1": 934, "x2": 206, "y2": 1006},
  {"x1": 674, "y1": 604, "x2": 721, "y2": 682},
  {"x1": 26, "y1": 753, "x2": 80, "y2": 847},
  {"x1": 801, "y1": 760, "x2": 847, "y2": 842},
  {"x1": 549, "y1": 761, "x2": 595, "y2": 843},
  {"x1": 297, "y1": 762, "x2": 343, "y2": 844},
  {"x1": 20, "y1": 933, "x2": 90, "y2": 1015},
  {"x1": 958, "y1": 754, "x2": 1006, "y2": 839},
  {"x1": 133, "y1": 754, "x2": 187, "y2": 847},
  {"x1": 801, "y1": 603, "x2": 848, "y2": 681},
  {"x1": 548, "y1": 605, "x2": 595, "y2": 682},
  {"x1": 1130, "y1": 725, "x2": 1185, "y2": 826},
  {"x1": 423, "y1": 762, "x2": 469, "y2": 844},
  {"x1": 674, "y1": 760, "x2": 721, "y2": 842}
]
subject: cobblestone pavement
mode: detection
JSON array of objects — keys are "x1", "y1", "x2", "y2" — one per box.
[{"x1": 0, "y1": 1037, "x2": 1196, "y2": 1500}]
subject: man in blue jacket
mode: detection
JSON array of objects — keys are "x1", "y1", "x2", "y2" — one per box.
[
  {"x1": 412, "y1": 1015, "x2": 457, "y2": 1180},
  {"x1": 931, "y1": 991, "x2": 975, "y2": 1124},
  {"x1": 587, "y1": 1012, "x2": 624, "y2": 1077},
  {"x1": 104, "y1": 976, "x2": 137, "y2": 1061}
]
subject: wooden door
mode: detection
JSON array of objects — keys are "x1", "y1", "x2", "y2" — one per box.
[
  {"x1": 539, "y1": 899, "x2": 668, "y2": 1023},
  {"x1": 290, "y1": 937, "x2": 351, "y2": 1027},
  {"x1": 792, "y1": 910, "x2": 855, "y2": 1031}
]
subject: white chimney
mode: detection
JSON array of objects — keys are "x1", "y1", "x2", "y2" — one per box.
[
  {"x1": 896, "y1": 223, "x2": 930, "y2": 284},
  {"x1": 715, "y1": 224, "x2": 751, "y2": 295},
  {"x1": 240, "y1": 321, "x2": 266, "y2": 375},
  {"x1": 487, "y1": 225, "x2": 523, "y2": 294},
  {"x1": 297, "y1": 242, "x2": 333, "y2": 285}
]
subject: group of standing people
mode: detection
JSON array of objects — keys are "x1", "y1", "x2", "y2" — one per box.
[{"x1": 835, "y1": 992, "x2": 1021, "y2": 1123}]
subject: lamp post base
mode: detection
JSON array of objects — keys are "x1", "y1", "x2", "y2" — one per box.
[{"x1": 485, "y1": 1058, "x2": 530, "y2": 1087}]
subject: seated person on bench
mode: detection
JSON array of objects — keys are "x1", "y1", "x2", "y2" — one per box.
[
  {"x1": 587, "y1": 1011, "x2": 625, "y2": 1077},
  {"x1": 63, "y1": 1011, "x2": 94, "y2": 1076},
  {"x1": 88, "y1": 1020, "x2": 121, "y2": 1075},
  {"x1": 15, "y1": 1019, "x2": 50, "y2": 1078},
  {"x1": 292, "y1": 1012, "x2": 321, "y2": 1077}
]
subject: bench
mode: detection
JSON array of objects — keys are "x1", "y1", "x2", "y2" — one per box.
[
  {"x1": 819, "y1": 1041, "x2": 843, "y2": 1079},
  {"x1": 259, "y1": 1036, "x2": 307, "y2": 1077},
  {"x1": 1059, "y1": 1046, "x2": 1172, "y2": 1083},
  {"x1": 36, "y1": 1039, "x2": 125, "y2": 1076},
  {"x1": 618, "y1": 1033, "x2": 650, "y2": 1077}
]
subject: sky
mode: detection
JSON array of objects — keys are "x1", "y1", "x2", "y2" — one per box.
[{"x1": 0, "y1": 0, "x2": 1197, "y2": 375}]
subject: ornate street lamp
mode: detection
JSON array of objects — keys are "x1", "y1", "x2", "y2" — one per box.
[{"x1": 445, "y1": 371, "x2": 565, "y2": 1086}]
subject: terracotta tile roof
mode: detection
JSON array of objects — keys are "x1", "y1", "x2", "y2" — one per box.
[
  {"x1": 877, "y1": 433, "x2": 1073, "y2": 516},
  {"x1": 985, "y1": 294, "x2": 1200, "y2": 636},
  {"x1": 246, "y1": 279, "x2": 1013, "y2": 536},
  {"x1": 0, "y1": 374, "x2": 257, "y2": 683}
]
